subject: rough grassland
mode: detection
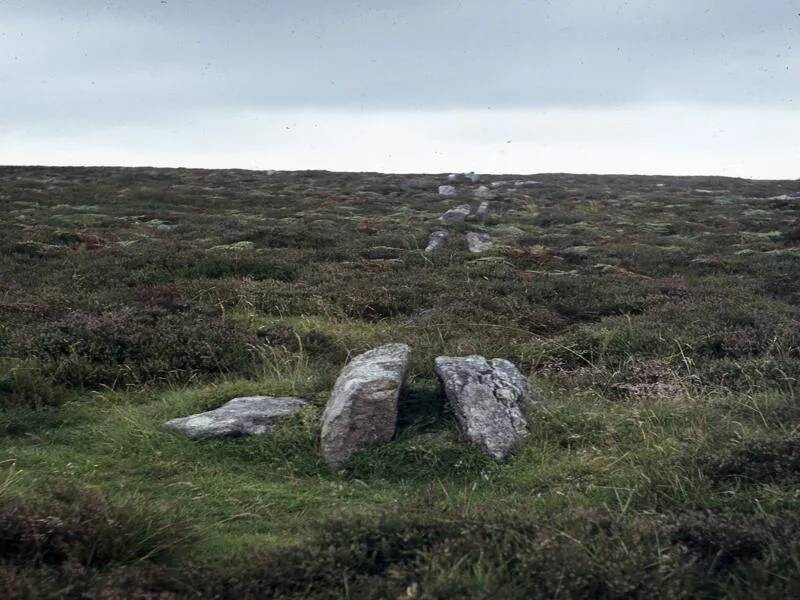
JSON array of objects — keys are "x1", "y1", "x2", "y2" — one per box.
[{"x1": 1, "y1": 166, "x2": 799, "y2": 598}]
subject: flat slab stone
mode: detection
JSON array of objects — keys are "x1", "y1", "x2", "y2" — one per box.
[
  {"x1": 321, "y1": 343, "x2": 411, "y2": 468},
  {"x1": 466, "y1": 232, "x2": 493, "y2": 253},
  {"x1": 425, "y1": 229, "x2": 449, "y2": 252},
  {"x1": 439, "y1": 204, "x2": 471, "y2": 223},
  {"x1": 435, "y1": 355, "x2": 539, "y2": 460},
  {"x1": 164, "y1": 396, "x2": 308, "y2": 440}
]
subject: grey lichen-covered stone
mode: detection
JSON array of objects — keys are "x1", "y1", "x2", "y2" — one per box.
[
  {"x1": 490, "y1": 180, "x2": 511, "y2": 189},
  {"x1": 466, "y1": 172, "x2": 481, "y2": 183},
  {"x1": 434, "y1": 355, "x2": 539, "y2": 461},
  {"x1": 514, "y1": 180, "x2": 542, "y2": 188},
  {"x1": 474, "y1": 186, "x2": 493, "y2": 200},
  {"x1": 466, "y1": 232, "x2": 492, "y2": 253},
  {"x1": 439, "y1": 204, "x2": 471, "y2": 223},
  {"x1": 164, "y1": 396, "x2": 308, "y2": 440},
  {"x1": 425, "y1": 229, "x2": 449, "y2": 253},
  {"x1": 475, "y1": 201, "x2": 490, "y2": 222},
  {"x1": 438, "y1": 185, "x2": 458, "y2": 196},
  {"x1": 321, "y1": 343, "x2": 411, "y2": 468}
]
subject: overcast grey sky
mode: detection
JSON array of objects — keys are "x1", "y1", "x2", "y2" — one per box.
[{"x1": 2, "y1": 1, "x2": 799, "y2": 177}]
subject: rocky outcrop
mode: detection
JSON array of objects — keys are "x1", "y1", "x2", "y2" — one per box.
[
  {"x1": 425, "y1": 229, "x2": 449, "y2": 252},
  {"x1": 164, "y1": 396, "x2": 308, "y2": 440},
  {"x1": 438, "y1": 185, "x2": 457, "y2": 196},
  {"x1": 466, "y1": 232, "x2": 492, "y2": 253},
  {"x1": 434, "y1": 355, "x2": 538, "y2": 460},
  {"x1": 321, "y1": 343, "x2": 411, "y2": 468},
  {"x1": 439, "y1": 204, "x2": 471, "y2": 223}
]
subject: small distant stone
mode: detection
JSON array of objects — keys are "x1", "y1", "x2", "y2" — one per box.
[
  {"x1": 490, "y1": 181, "x2": 511, "y2": 189},
  {"x1": 439, "y1": 204, "x2": 471, "y2": 223},
  {"x1": 435, "y1": 355, "x2": 540, "y2": 461},
  {"x1": 561, "y1": 245, "x2": 593, "y2": 256},
  {"x1": 209, "y1": 241, "x2": 256, "y2": 251},
  {"x1": 438, "y1": 185, "x2": 458, "y2": 196},
  {"x1": 425, "y1": 229, "x2": 449, "y2": 253},
  {"x1": 466, "y1": 172, "x2": 481, "y2": 183},
  {"x1": 466, "y1": 232, "x2": 493, "y2": 253},
  {"x1": 768, "y1": 193, "x2": 800, "y2": 201},
  {"x1": 474, "y1": 186, "x2": 493, "y2": 200},
  {"x1": 164, "y1": 396, "x2": 308, "y2": 440},
  {"x1": 514, "y1": 180, "x2": 542, "y2": 188},
  {"x1": 475, "y1": 201, "x2": 490, "y2": 223},
  {"x1": 694, "y1": 189, "x2": 727, "y2": 194},
  {"x1": 321, "y1": 343, "x2": 411, "y2": 468}
]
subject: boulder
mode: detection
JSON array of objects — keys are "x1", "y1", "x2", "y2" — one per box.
[
  {"x1": 446, "y1": 173, "x2": 461, "y2": 182},
  {"x1": 164, "y1": 396, "x2": 308, "y2": 440},
  {"x1": 490, "y1": 181, "x2": 511, "y2": 189},
  {"x1": 466, "y1": 172, "x2": 481, "y2": 183},
  {"x1": 321, "y1": 343, "x2": 411, "y2": 468},
  {"x1": 466, "y1": 232, "x2": 493, "y2": 253},
  {"x1": 439, "y1": 204, "x2": 472, "y2": 223},
  {"x1": 434, "y1": 355, "x2": 539, "y2": 460},
  {"x1": 425, "y1": 229, "x2": 449, "y2": 252},
  {"x1": 514, "y1": 180, "x2": 542, "y2": 188},
  {"x1": 438, "y1": 185, "x2": 457, "y2": 196}
]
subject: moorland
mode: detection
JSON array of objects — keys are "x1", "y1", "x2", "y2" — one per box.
[{"x1": 1, "y1": 165, "x2": 800, "y2": 597}]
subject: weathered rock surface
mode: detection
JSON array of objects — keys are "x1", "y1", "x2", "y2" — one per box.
[
  {"x1": 490, "y1": 180, "x2": 511, "y2": 189},
  {"x1": 466, "y1": 232, "x2": 492, "y2": 253},
  {"x1": 438, "y1": 185, "x2": 457, "y2": 196},
  {"x1": 474, "y1": 186, "x2": 493, "y2": 200},
  {"x1": 514, "y1": 180, "x2": 542, "y2": 188},
  {"x1": 321, "y1": 343, "x2": 411, "y2": 468},
  {"x1": 425, "y1": 229, "x2": 449, "y2": 252},
  {"x1": 475, "y1": 201, "x2": 490, "y2": 222},
  {"x1": 439, "y1": 204, "x2": 471, "y2": 223},
  {"x1": 434, "y1": 355, "x2": 538, "y2": 460},
  {"x1": 466, "y1": 172, "x2": 481, "y2": 183},
  {"x1": 164, "y1": 396, "x2": 308, "y2": 440}
]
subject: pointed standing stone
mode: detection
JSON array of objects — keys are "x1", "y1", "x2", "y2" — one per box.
[{"x1": 321, "y1": 343, "x2": 411, "y2": 468}]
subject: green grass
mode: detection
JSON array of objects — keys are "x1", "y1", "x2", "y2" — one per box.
[{"x1": 1, "y1": 166, "x2": 799, "y2": 596}]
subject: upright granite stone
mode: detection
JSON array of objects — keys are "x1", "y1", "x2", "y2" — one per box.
[
  {"x1": 439, "y1": 204, "x2": 471, "y2": 223},
  {"x1": 321, "y1": 343, "x2": 411, "y2": 468},
  {"x1": 466, "y1": 231, "x2": 492, "y2": 253},
  {"x1": 434, "y1": 356, "x2": 538, "y2": 460},
  {"x1": 425, "y1": 229, "x2": 449, "y2": 253},
  {"x1": 164, "y1": 396, "x2": 308, "y2": 440},
  {"x1": 475, "y1": 201, "x2": 490, "y2": 223}
]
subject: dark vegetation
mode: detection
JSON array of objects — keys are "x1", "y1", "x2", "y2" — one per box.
[{"x1": 1, "y1": 166, "x2": 799, "y2": 597}]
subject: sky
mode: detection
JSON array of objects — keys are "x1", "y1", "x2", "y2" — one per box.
[{"x1": 1, "y1": 0, "x2": 799, "y2": 178}]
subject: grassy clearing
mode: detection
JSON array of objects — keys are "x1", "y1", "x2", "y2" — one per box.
[{"x1": 1, "y1": 166, "x2": 799, "y2": 596}]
